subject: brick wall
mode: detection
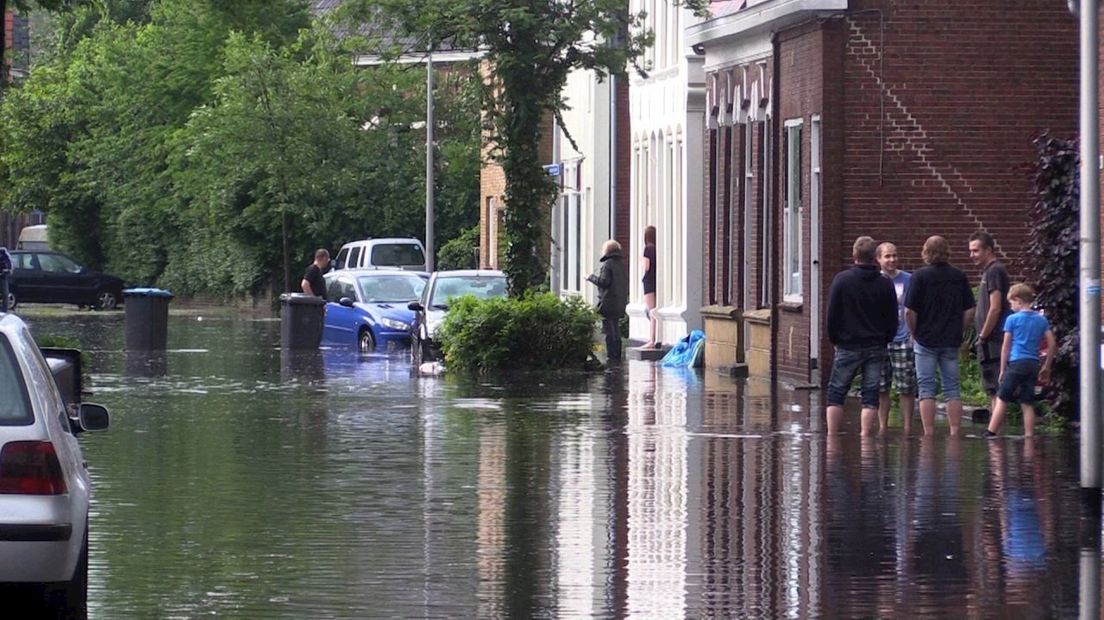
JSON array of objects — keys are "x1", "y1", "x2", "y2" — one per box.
[{"x1": 842, "y1": 1, "x2": 1078, "y2": 281}]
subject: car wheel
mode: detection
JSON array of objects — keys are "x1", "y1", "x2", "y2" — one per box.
[
  {"x1": 358, "y1": 328, "x2": 376, "y2": 352},
  {"x1": 4, "y1": 290, "x2": 15, "y2": 312},
  {"x1": 94, "y1": 289, "x2": 120, "y2": 311}
]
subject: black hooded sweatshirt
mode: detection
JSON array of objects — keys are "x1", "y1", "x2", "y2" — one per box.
[{"x1": 826, "y1": 263, "x2": 898, "y2": 349}]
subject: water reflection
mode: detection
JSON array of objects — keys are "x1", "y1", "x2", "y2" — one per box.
[{"x1": 11, "y1": 313, "x2": 1097, "y2": 617}]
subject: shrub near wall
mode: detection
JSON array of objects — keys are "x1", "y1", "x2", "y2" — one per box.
[{"x1": 437, "y1": 293, "x2": 598, "y2": 373}]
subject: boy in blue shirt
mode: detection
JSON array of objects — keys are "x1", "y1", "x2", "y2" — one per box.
[{"x1": 985, "y1": 284, "x2": 1056, "y2": 438}]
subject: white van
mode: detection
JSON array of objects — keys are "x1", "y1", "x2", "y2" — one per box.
[
  {"x1": 333, "y1": 238, "x2": 427, "y2": 272},
  {"x1": 17, "y1": 224, "x2": 49, "y2": 251}
]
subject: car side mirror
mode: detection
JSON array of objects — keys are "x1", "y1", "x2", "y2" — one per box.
[
  {"x1": 408, "y1": 302, "x2": 424, "y2": 312},
  {"x1": 73, "y1": 403, "x2": 110, "y2": 433},
  {"x1": 339, "y1": 297, "x2": 354, "y2": 308}
]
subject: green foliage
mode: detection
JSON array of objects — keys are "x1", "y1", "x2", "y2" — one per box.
[
  {"x1": 0, "y1": 0, "x2": 481, "y2": 298},
  {"x1": 437, "y1": 292, "x2": 598, "y2": 373},
  {"x1": 1026, "y1": 133, "x2": 1079, "y2": 420},
  {"x1": 371, "y1": 0, "x2": 707, "y2": 297},
  {"x1": 437, "y1": 225, "x2": 479, "y2": 271}
]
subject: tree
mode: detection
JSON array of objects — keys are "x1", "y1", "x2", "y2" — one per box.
[{"x1": 367, "y1": 0, "x2": 706, "y2": 296}]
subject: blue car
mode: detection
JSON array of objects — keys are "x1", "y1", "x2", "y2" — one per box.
[{"x1": 322, "y1": 270, "x2": 428, "y2": 352}]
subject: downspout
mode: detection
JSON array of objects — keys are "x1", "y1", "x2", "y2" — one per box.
[
  {"x1": 770, "y1": 30, "x2": 782, "y2": 413},
  {"x1": 609, "y1": 78, "x2": 618, "y2": 244}
]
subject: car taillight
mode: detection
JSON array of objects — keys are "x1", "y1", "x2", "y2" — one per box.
[{"x1": 0, "y1": 441, "x2": 67, "y2": 495}]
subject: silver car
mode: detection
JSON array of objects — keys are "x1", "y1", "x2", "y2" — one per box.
[{"x1": 0, "y1": 312, "x2": 109, "y2": 613}]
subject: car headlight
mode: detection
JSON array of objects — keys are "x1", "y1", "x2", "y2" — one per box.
[{"x1": 380, "y1": 317, "x2": 410, "y2": 331}]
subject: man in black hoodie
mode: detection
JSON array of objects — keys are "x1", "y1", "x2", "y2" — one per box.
[
  {"x1": 825, "y1": 236, "x2": 899, "y2": 435},
  {"x1": 587, "y1": 240, "x2": 628, "y2": 363}
]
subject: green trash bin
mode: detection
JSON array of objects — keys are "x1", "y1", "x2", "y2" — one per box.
[{"x1": 124, "y1": 288, "x2": 173, "y2": 351}]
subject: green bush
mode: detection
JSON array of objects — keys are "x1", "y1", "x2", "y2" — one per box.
[
  {"x1": 436, "y1": 225, "x2": 479, "y2": 271},
  {"x1": 437, "y1": 292, "x2": 598, "y2": 373}
]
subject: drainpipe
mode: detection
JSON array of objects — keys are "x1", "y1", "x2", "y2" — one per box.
[
  {"x1": 610, "y1": 75, "x2": 618, "y2": 244},
  {"x1": 770, "y1": 31, "x2": 782, "y2": 415}
]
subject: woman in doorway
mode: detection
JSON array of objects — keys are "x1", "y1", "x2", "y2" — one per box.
[{"x1": 642, "y1": 225, "x2": 658, "y2": 348}]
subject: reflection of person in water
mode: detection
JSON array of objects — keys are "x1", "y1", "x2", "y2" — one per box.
[
  {"x1": 823, "y1": 436, "x2": 897, "y2": 617},
  {"x1": 991, "y1": 440, "x2": 1048, "y2": 584},
  {"x1": 909, "y1": 438, "x2": 968, "y2": 603}
]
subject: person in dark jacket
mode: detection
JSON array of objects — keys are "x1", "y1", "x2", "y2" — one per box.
[
  {"x1": 904, "y1": 235, "x2": 975, "y2": 437},
  {"x1": 587, "y1": 240, "x2": 629, "y2": 363},
  {"x1": 825, "y1": 236, "x2": 899, "y2": 435}
]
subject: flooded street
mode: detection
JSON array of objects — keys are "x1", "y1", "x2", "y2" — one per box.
[{"x1": 22, "y1": 310, "x2": 1100, "y2": 618}]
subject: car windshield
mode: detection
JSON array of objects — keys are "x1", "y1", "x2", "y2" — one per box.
[
  {"x1": 0, "y1": 335, "x2": 32, "y2": 425},
  {"x1": 430, "y1": 276, "x2": 507, "y2": 307},
  {"x1": 357, "y1": 274, "x2": 426, "y2": 303},
  {"x1": 370, "y1": 244, "x2": 425, "y2": 268}
]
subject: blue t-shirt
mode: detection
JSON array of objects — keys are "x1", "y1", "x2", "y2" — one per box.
[
  {"x1": 1003, "y1": 310, "x2": 1049, "y2": 362},
  {"x1": 885, "y1": 270, "x2": 911, "y2": 343}
]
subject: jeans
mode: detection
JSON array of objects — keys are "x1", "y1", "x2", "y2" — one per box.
[
  {"x1": 913, "y1": 342, "x2": 961, "y2": 401},
  {"x1": 603, "y1": 317, "x2": 622, "y2": 362},
  {"x1": 826, "y1": 345, "x2": 887, "y2": 408}
]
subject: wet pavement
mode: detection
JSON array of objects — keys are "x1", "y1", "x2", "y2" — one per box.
[{"x1": 20, "y1": 309, "x2": 1104, "y2": 618}]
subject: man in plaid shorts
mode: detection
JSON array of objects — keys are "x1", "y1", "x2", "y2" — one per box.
[{"x1": 876, "y1": 242, "x2": 916, "y2": 434}]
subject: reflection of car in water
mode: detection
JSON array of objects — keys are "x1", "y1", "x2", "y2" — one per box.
[
  {"x1": 322, "y1": 269, "x2": 427, "y2": 352},
  {"x1": 408, "y1": 270, "x2": 507, "y2": 365},
  {"x1": 7, "y1": 251, "x2": 125, "y2": 311},
  {"x1": 0, "y1": 312, "x2": 110, "y2": 615}
]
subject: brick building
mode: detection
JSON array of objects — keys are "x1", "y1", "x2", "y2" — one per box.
[{"x1": 687, "y1": 0, "x2": 1079, "y2": 387}]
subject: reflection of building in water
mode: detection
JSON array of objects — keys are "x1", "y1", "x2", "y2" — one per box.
[
  {"x1": 552, "y1": 423, "x2": 606, "y2": 617},
  {"x1": 624, "y1": 363, "x2": 692, "y2": 617},
  {"x1": 476, "y1": 424, "x2": 507, "y2": 618}
]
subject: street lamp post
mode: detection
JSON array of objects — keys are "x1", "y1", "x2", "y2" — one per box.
[
  {"x1": 426, "y1": 53, "x2": 436, "y2": 273},
  {"x1": 1077, "y1": 0, "x2": 1102, "y2": 501}
]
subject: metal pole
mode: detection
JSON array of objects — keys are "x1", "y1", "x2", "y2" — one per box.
[
  {"x1": 1079, "y1": 0, "x2": 1102, "y2": 494},
  {"x1": 426, "y1": 53, "x2": 436, "y2": 273},
  {"x1": 550, "y1": 114, "x2": 561, "y2": 294},
  {"x1": 609, "y1": 74, "x2": 618, "y2": 242}
]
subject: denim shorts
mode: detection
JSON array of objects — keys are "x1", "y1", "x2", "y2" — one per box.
[
  {"x1": 913, "y1": 342, "x2": 961, "y2": 401},
  {"x1": 997, "y1": 359, "x2": 1040, "y2": 405},
  {"x1": 826, "y1": 345, "x2": 887, "y2": 408}
]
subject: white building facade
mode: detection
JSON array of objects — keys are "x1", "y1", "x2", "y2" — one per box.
[
  {"x1": 627, "y1": 2, "x2": 706, "y2": 346},
  {"x1": 551, "y1": 70, "x2": 615, "y2": 304}
]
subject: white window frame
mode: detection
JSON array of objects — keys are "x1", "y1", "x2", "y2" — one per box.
[{"x1": 783, "y1": 118, "x2": 804, "y2": 303}]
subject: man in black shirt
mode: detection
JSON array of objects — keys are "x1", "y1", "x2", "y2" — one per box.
[
  {"x1": 968, "y1": 231, "x2": 1011, "y2": 414},
  {"x1": 825, "y1": 236, "x2": 899, "y2": 436},
  {"x1": 300, "y1": 249, "x2": 330, "y2": 300},
  {"x1": 904, "y1": 236, "x2": 975, "y2": 437}
]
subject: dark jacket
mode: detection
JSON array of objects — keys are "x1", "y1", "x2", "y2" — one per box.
[
  {"x1": 826, "y1": 263, "x2": 898, "y2": 349},
  {"x1": 904, "y1": 261, "x2": 976, "y2": 348},
  {"x1": 588, "y1": 250, "x2": 628, "y2": 319}
]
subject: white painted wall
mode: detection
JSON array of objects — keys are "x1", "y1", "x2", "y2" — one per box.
[
  {"x1": 628, "y1": 3, "x2": 706, "y2": 346},
  {"x1": 554, "y1": 69, "x2": 612, "y2": 306}
]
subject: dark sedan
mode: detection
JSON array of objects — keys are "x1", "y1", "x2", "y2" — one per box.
[{"x1": 8, "y1": 251, "x2": 125, "y2": 311}]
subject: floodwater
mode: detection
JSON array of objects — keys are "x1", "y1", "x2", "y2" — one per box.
[{"x1": 19, "y1": 309, "x2": 1104, "y2": 618}]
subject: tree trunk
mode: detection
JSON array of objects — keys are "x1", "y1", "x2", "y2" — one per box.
[
  {"x1": 0, "y1": 0, "x2": 8, "y2": 87},
  {"x1": 282, "y1": 208, "x2": 292, "y2": 293}
]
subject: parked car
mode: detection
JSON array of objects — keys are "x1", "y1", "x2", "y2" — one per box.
[
  {"x1": 408, "y1": 270, "x2": 507, "y2": 365},
  {"x1": 332, "y1": 238, "x2": 427, "y2": 272},
  {"x1": 0, "y1": 312, "x2": 109, "y2": 614},
  {"x1": 322, "y1": 269, "x2": 428, "y2": 352},
  {"x1": 7, "y1": 251, "x2": 125, "y2": 311}
]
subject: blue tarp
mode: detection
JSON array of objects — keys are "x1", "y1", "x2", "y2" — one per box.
[{"x1": 660, "y1": 329, "x2": 705, "y2": 368}]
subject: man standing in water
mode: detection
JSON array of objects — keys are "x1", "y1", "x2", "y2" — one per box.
[
  {"x1": 968, "y1": 231, "x2": 1011, "y2": 415},
  {"x1": 300, "y1": 249, "x2": 331, "y2": 300},
  {"x1": 825, "y1": 236, "x2": 899, "y2": 435},
  {"x1": 876, "y1": 242, "x2": 917, "y2": 434}
]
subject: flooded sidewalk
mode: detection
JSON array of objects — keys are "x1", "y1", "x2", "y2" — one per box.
[{"x1": 22, "y1": 310, "x2": 1102, "y2": 618}]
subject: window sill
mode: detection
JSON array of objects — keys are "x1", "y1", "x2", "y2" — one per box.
[{"x1": 780, "y1": 300, "x2": 804, "y2": 313}]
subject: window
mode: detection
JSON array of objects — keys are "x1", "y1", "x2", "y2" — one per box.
[
  {"x1": 357, "y1": 274, "x2": 426, "y2": 302},
  {"x1": 334, "y1": 247, "x2": 349, "y2": 270},
  {"x1": 348, "y1": 246, "x2": 362, "y2": 270},
  {"x1": 38, "y1": 253, "x2": 80, "y2": 274},
  {"x1": 370, "y1": 244, "x2": 425, "y2": 268},
  {"x1": 0, "y1": 336, "x2": 32, "y2": 424},
  {"x1": 784, "y1": 120, "x2": 803, "y2": 302}
]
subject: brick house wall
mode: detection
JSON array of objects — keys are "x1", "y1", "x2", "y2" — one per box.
[{"x1": 698, "y1": 0, "x2": 1079, "y2": 386}]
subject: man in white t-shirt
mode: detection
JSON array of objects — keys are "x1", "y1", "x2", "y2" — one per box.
[{"x1": 876, "y1": 242, "x2": 916, "y2": 434}]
